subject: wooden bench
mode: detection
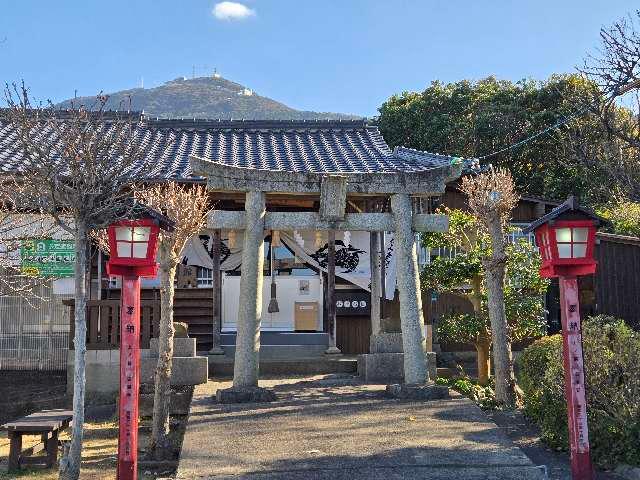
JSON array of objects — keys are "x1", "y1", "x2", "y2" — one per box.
[{"x1": 1, "y1": 409, "x2": 73, "y2": 471}]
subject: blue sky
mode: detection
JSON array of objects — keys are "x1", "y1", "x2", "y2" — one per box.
[{"x1": 0, "y1": 1, "x2": 636, "y2": 117}]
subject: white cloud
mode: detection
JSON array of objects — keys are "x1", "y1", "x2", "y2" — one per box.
[{"x1": 213, "y1": 2, "x2": 255, "y2": 21}]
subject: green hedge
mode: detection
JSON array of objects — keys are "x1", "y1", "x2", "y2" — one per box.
[{"x1": 518, "y1": 316, "x2": 640, "y2": 468}]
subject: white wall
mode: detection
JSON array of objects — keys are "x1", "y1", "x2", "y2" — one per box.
[{"x1": 222, "y1": 274, "x2": 324, "y2": 332}]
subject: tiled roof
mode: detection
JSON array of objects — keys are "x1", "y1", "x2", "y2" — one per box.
[{"x1": 0, "y1": 117, "x2": 463, "y2": 180}]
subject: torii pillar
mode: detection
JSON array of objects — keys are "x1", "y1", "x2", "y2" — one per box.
[
  {"x1": 216, "y1": 190, "x2": 276, "y2": 403},
  {"x1": 391, "y1": 193, "x2": 428, "y2": 384}
]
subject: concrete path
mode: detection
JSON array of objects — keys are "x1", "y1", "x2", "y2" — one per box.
[{"x1": 177, "y1": 375, "x2": 545, "y2": 480}]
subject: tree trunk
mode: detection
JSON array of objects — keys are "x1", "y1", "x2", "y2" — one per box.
[
  {"x1": 468, "y1": 276, "x2": 491, "y2": 385},
  {"x1": 150, "y1": 244, "x2": 177, "y2": 459},
  {"x1": 485, "y1": 216, "x2": 516, "y2": 407},
  {"x1": 475, "y1": 338, "x2": 491, "y2": 386},
  {"x1": 59, "y1": 222, "x2": 88, "y2": 480}
]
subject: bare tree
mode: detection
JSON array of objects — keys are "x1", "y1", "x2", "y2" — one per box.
[
  {"x1": 461, "y1": 168, "x2": 519, "y2": 407},
  {"x1": 560, "y1": 121, "x2": 640, "y2": 202},
  {"x1": 2, "y1": 84, "x2": 154, "y2": 480},
  {"x1": 135, "y1": 182, "x2": 209, "y2": 459},
  {"x1": 581, "y1": 11, "x2": 640, "y2": 148}
]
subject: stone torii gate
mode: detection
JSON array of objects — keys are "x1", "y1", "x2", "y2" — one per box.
[{"x1": 191, "y1": 155, "x2": 463, "y2": 401}]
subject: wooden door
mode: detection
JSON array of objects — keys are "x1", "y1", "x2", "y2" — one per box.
[{"x1": 336, "y1": 315, "x2": 371, "y2": 354}]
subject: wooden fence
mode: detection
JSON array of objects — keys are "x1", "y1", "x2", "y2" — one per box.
[{"x1": 65, "y1": 299, "x2": 161, "y2": 350}]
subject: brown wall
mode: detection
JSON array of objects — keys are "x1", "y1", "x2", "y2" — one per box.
[{"x1": 592, "y1": 234, "x2": 640, "y2": 330}]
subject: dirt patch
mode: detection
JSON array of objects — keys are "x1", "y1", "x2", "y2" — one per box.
[
  {"x1": 0, "y1": 371, "x2": 69, "y2": 426},
  {"x1": 0, "y1": 415, "x2": 191, "y2": 479},
  {"x1": 0, "y1": 371, "x2": 192, "y2": 480}
]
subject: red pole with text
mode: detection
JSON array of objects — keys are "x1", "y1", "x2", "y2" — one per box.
[
  {"x1": 117, "y1": 276, "x2": 141, "y2": 480},
  {"x1": 559, "y1": 276, "x2": 594, "y2": 480}
]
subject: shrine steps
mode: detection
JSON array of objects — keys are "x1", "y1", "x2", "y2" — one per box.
[{"x1": 207, "y1": 354, "x2": 358, "y2": 377}]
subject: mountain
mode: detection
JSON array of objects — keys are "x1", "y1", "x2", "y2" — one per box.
[{"x1": 56, "y1": 76, "x2": 360, "y2": 120}]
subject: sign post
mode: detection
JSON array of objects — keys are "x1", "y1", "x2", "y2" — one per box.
[
  {"x1": 559, "y1": 277, "x2": 592, "y2": 478},
  {"x1": 523, "y1": 196, "x2": 605, "y2": 480},
  {"x1": 117, "y1": 276, "x2": 142, "y2": 479}
]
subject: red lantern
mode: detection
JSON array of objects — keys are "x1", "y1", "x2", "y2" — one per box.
[
  {"x1": 106, "y1": 218, "x2": 161, "y2": 278},
  {"x1": 107, "y1": 218, "x2": 160, "y2": 277},
  {"x1": 525, "y1": 196, "x2": 601, "y2": 279},
  {"x1": 105, "y1": 206, "x2": 174, "y2": 480},
  {"x1": 533, "y1": 220, "x2": 597, "y2": 278}
]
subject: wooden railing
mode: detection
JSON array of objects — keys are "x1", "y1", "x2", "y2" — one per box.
[{"x1": 64, "y1": 299, "x2": 161, "y2": 350}]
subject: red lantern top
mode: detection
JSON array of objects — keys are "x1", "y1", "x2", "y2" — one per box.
[
  {"x1": 106, "y1": 203, "x2": 175, "y2": 278},
  {"x1": 106, "y1": 219, "x2": 161, "y2": 277},
  {"x1": 523, "y1": 196, "x2": 605, "y2": 278}
]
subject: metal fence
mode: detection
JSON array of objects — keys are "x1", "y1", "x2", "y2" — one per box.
[{"x1": 0, "y1": 274, "x2": 71, "y2": 371}]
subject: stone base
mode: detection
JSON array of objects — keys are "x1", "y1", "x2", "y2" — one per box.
[
  {"x1": 150, "y1": 337, "x2": 196, "y2": 357},
  {"x1": 67, "y1": 351, "x2": 208, "y2": 396},
  {"x1": 385, "y1": 383, "x2": 450, "y2": 400},
  {"x1": 216, "y1": 386, "x2": 277, "y2": 404},
  {"x1": 369, "y1": 333, "x2": 403, "y2": 353},
  {"x1": 358, "y1": 352, "x2": 437, "y2": 383},
  {"x1": 139, "y1": 391, "x2": 193, "y2": 417},
  {"x1": 324, "y1": 346, "x2": 342, "y2": 355},
  {"x1": 117, "y1": 390, "x2": 193, "y2": 417},
  {"x1": 208, "y1": 346, "x2": 225, "y2": 355}
]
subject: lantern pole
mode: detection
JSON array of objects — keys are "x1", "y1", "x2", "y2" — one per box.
[
  {"x1": 117, "y1": 275, "x2": 142, "y2": 480},
  {"x1": 524, "y1": 196, "x2": 604, "y2": 480},
  {"x1": 558, "y1": 276, "x2": 594, "y2": 480}
]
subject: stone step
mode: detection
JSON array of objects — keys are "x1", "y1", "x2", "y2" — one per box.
[
  {"x1": 208, "y1": 355, "x2": 358, "y2": 377},
  {"x1": 220, "y1": 344, "x2": 328, "y2": 359},
  {"x1": 220, "y1": 331, "x2": 329, "y2": 346}
]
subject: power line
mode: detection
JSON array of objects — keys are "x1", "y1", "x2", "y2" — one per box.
[
  {"x1": 474, "y1": 79, "x2": 640, "y2": 163},
  {"x1": 476, "y1": 104, "x2": 592, "y2": 162}
]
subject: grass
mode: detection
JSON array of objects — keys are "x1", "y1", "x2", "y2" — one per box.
[{"x1": 0, "y1": 421, "x2": 170, "y2": 479}]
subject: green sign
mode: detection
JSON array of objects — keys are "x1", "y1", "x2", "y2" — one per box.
[{"x1": 21, "y1": 239, "x2": 75, "y2": 277}]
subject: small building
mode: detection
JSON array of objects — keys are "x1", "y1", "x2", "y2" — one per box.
[{"x1": 0, "y1": 116, "x2": 465, "y2": 383}]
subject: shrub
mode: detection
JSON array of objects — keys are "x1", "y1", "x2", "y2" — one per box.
[
  {"x1": 518, "y1": 316, "x2": 640, "y2": 468},
  {"x1": 436, "y1": 376, "x2": 499, "y2": 410},
  {"x1": 597, "y1": 200, "x2": 640, "y2": 237}
]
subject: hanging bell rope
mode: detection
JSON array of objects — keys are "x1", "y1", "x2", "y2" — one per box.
[
  {"x1": 267, "y1": 230, "x2": 280, "y2": 313},
  {"x1": 227, "y1": 230, "x2": 236, "y2": 249}
]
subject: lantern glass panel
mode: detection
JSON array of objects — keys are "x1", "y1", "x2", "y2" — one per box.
[
  {"x1": 116, "y1": 226, "x2": 133, "y2": 241},
  {"x1": 558, "y1": 243, "x2": 571, "y2": 258},
  {"x1": 117, "y1": 241, "x2": 132, "y2": 258},
  {"x1": 132, "y1": 242, "x2": 148, "y2": 259},
  {"x1": 555, "y1": 228, "x2": 571, "y2": 243},
  {"x1": 132, "y1": 227, "x2": 150, "y2": 242},
  {"x1": 573, "y1": 243, "x2": 587, "y2": 258},
  {"x1": 573, "y1": 227, "x2": 588, "y2": 242}
]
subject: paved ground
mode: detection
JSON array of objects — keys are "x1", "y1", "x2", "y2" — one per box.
[{"x1": 177, "y1": 375, "x2": 546, "y2": 480}]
